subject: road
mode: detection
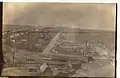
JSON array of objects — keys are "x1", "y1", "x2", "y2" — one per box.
[{"x1": 42, "y1": 32, "x2": 61, "y2": 54}]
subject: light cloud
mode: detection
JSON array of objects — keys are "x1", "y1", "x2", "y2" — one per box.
[{"x1": 3, "y1": 3, "x2": 116, "y2": 31}]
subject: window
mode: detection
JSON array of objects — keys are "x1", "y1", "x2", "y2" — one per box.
[{"x1": 29, "y1": 68, "x2": 37, "y2": 72}]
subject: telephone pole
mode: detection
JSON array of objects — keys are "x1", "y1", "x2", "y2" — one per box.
[{"x1": 12, "y1": 39, "x2": 16, "y2": 66}]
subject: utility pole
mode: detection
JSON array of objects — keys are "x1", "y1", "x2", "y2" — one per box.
[
  {"x1": 12, "y1": 39, "x2": 15, "y2": 66},
  {"x1": 84, "y1": 40, "x2": 88, "y2": 56}
]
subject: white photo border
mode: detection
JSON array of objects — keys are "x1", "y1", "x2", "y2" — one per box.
[{"x1": 2, "y1": 1, "x2": 119, "y2": 78}]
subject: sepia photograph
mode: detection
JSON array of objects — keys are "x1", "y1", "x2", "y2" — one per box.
[{"x1": 2, "y1": 3, "x2": 116, "y2": 77}]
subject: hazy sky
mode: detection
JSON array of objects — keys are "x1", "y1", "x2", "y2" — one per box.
[{"x1": 3, "y1": 3, "x2": 116, "y2": 31}]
